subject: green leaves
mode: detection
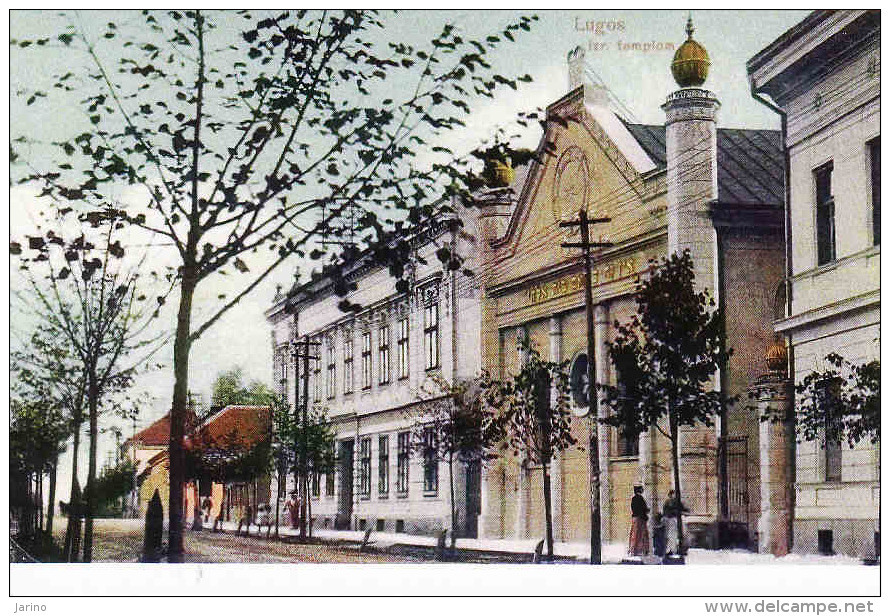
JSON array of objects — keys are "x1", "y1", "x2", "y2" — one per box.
[
  {"x1": 792, "y1": 353, "x2": 880, "y2": 447},
  {"x1": 600, "y1": 250, "x2": 729, "y2": 439}
]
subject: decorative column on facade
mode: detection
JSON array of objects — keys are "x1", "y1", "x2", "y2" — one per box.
[
  {"x1": 662, "y1": 16, "x2": 719, "y2": 296},
  {"x1": 548, "y1": 315, "x2": 563, "y2": 541},
  {"x1": 516, "y1": 324, "x2": 529, "y2": 539},
  {"x1": 594, "y1": 302, "x2": 611, "y2": 544},
  {"x1": 754, "y1": 340, "x2": 794, "y2": 556}
]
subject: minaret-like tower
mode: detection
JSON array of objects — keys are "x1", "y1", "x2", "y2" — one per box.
[{"x1": 662, "y1": 15, "x2": 720, "y2": 292}]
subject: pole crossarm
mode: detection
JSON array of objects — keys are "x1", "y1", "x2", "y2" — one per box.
[
  {"x1": 559, "y1": 216, "x2": 611, "y2": 227},
  {"x1": 560, "y1": 242, "x2": 614, "y2": 249}
]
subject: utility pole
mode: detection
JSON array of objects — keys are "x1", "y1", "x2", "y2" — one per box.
[
  {"x1": 560, "y1": 208, "x2": 612, "y2": 565},
  {"x1": 291, "y1": 338, "x2": 319, "y2": 541}
]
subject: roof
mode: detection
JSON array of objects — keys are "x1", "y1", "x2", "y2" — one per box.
[
  {"x1": 188, "y1": 405, "x2": 271, "y2": 451},
  {"x1": 126, "y1": 414, "x2": 170, "y2": 447},
  {"x1": 624, "y1": 123, "x2": 784, "y2": 206}
]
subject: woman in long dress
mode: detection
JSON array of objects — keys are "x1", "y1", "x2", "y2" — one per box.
[{"x1": 628, "y1": 485, "x2": 650, "y2": 556}]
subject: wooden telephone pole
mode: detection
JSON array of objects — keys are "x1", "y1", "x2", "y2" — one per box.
[
  {"x1": 560, "y1": 208, "x2": 612, "y2": 565},
  {"x1": 292, "y1": 338, "x2": 320, "y2": 541}
]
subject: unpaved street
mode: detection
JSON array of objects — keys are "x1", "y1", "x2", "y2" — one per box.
[{"x1": 53, "y1": 518, "x2": 426, "y2": 563}]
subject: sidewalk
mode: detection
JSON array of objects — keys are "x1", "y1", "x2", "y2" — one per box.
[{"x1": 204, "y1": 518, "x2": 620, "y2": 561}]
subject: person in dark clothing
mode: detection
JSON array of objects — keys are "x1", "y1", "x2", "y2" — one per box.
[
  {"x1": 628, "y1": 485, "x2": 650, "y2": 556},
  {"x1": 652, "y1": 513, "x2": 667, "y2": 557},
  {"x1": 663, "y1": 490, "x2": 688, "y2": 555}
]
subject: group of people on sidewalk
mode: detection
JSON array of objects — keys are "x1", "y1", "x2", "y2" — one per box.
[{"x1": 628, "y1": 485, "x2": 687, "y2": 558}]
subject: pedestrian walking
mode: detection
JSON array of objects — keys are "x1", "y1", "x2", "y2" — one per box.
[
  {"x1": 628, "y1": 485, "x2": 650, "y2": 556},
  {"x1": 663, "y1": 489, "x2": 688, "y2": 555}
]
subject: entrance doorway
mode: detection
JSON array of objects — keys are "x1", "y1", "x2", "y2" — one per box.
[
  {"x1": 464, "y1": 460, "x2": 481, "y2": 538},
  {"x1": 336, "y1": 439, "x2": 354, "y2": 529}
]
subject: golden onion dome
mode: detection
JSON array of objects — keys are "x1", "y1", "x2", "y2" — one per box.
[
  {"x1": 671, "y1": 15, "x2": 710, "y2": 88},
  {"x1": 765, "y1": 338, "x2": 788, "y2": 373}
]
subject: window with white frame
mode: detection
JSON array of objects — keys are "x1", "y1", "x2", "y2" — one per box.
[
  {"x1": 378, "y1": 434, "x2": 389, "y2": 496},
  {"x1": 311, "y1": 468, "x2": 320, "y2": 498},
  {"x1": 815, "y1": 162, "x2": 835, "y2": 266},
  {"x1": 397, "y1": 317, "x2": 409, "y2": 380},
  {"x1": 313, "y1": 346, "x2": 321, "y2": 403},
  {"x1": 378, "y1": 325, "x2": 390, "y2": 384},
  {"x1": 359, "y1": 437, "x2": 372, "y2": 498},
  {"x1": 278, "y1": 351, "x2": 289, "y2": 406},
  {"x1": 361, "y1": 331, "x2": 372, "y2": 390},
  {"x1": 424, "y1": 302, "x2": 439, "y2": 371},
  {"x1": 326, "y1": 342, "x2": 336, "y2": 399},
  {"x1": 343, "y1": 337, "x2": 354, "y2": 394},
  {"x1": 869, "y1": 136, "x2": 880, "y2": 246},
  {"x1": 422, "y1": 426, "x2": 438, "y2": 494},
  {"x1": 325, "y1": 443, "x2": 335, "y2": 497},
  {"x1": 397, "y1": 431, "x2": 410, "y2": 495}
]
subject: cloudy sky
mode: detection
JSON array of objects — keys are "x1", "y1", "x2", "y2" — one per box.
[{"x1": 9, "y1": 9, "x2": 810, "y2": 481}]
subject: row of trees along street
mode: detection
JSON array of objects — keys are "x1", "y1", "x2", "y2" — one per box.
[
  {"x1": 10, "y1": 10, "x2": 878, "y2": 564},
  {"x1": 10, "y1": 226, "x2": 161, "y2": 562},
  {"x1": 11, "y1": 9, "x2": 541, "y2": 562}
]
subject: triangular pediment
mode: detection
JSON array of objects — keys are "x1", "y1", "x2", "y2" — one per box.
[{"x1": 488, "y1": 87, "x2": 664, "y2": 291}]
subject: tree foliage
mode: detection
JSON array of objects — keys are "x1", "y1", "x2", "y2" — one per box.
[
  {"x1": 412, "y1": 374, "x2": 504, "y2": 466},
  {"x1": 780, "y1": 353, "x2": 880, "y2": 447},
  {"x1": 600, "y1": 252, "x2": 730, "y2": 437},
  {"x1": 599, "y1": 251, "x2": 730, "y2": 556},
  {"x1": 210, "y1": 366, "x2": 275, "y2": 411},
  {"x1": 483, "y1": 338, "x2": 575, "y2": 558},
  {"x1": 486, "y1": 339, "x2": 575, "y2": 466}
]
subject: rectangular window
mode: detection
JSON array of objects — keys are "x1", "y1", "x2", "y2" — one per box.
[
  {"x1": 378, "y1": 326, "x2": 390, "y2": 384},
  {"x1": 359, "y1": 437, "x2": 371, "y2": 498},
  {"x1": 424, "y1": 302, "x2": 440, "y2": 370},
  {"x1": 825, "y1": 431, "x2": 842, "y2": 483},
  {"x1": 616, "y1": 427, "x2": 639, "y2": 457},
  {"x1": 422, "y1": 427, "x2": 438, "y2": 494},
  {"x1": 869, "y1": 137, "x2": 880, "y2": 245},
  {"x1": 311, "y1": 470, "x2": 320, "y2": 498},
  {"x1": 325, "y1": 444, "x2": 335, "y2": 497},
  {"x1": 361, "y1": 331, "x2": 372, "y2": 390},
  {"x1": 278, "y1": 353, "x2": 289, "y2": 406},
  {"x1": 815, "y1": 163, "x2": 835, "y2": 265},
  {"x1": 397, "y1": 318, "x2": 409, "y2": 380},
  {"x1": 397, "y1": 431, "x2": 410, "y2": 495},
  {"x1": 343, "y1": 338, "x2": 354, "y2": 394},
  {"x1": 313, "y1": 350, "x2": 321, "y2": 403},
  {"x1": 326, "y1": 343, "x2": 336, "y2": 399},
  {"x1": 378, "y1": 435, "x2": 389, "y2": 496}
]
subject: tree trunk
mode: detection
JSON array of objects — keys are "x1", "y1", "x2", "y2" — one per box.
[
  {"x1": 64, "y1": 414, "x2": 81, "y2": 561},
  {"x1": 274, "y1": 470, "x2": 282, "y2": 538},
  {"x1": 307, "y1": 482, "x2": 313, "y2": 538},
  {"x1": 168, "y1": 271, "x2": 197, "y2": 562},
  {"x1": 542, "y1": 461, "x2": 554, "y2": 559},
  {"x1": 448, "y1": 453, "x2": 457, "y2": 549},
  {"x1": 47, "y1": 457, "x2": 58, "y2": 538},
  {"x1": 37, "y1": 471, "x2": 44, "y2": 531},
  {"x1": 669, "y1": 411, "x2": 686, "y2": 556},
  {"x1": 82, "y1": 381, "x2": 99, "y2": 563}
]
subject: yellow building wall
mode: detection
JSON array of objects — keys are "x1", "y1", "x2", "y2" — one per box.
[{"x1": 138, "y1": 461, "x2": 170, "y2": 519}]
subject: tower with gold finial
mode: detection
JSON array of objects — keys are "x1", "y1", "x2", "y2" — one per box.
[{"x1": 662, "y1": 14, "x2": 720, "y2": 294}]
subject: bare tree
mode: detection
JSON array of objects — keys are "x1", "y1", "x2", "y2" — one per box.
[{"x1": 12, "y1": 9, "x2": 538, "y2": 560}]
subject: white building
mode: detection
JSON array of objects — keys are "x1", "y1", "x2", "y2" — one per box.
[
  {"x1": 748, "y1": 9, "x2": 880, "y2": 557},
  {"x1": 266, "y1": 210, "x2": 486, "y2": 537}
]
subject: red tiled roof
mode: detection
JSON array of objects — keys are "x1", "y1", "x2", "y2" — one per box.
[
  {"x1": 188, "y1": 405, "x2": 271, "y2": 451},
  {"x1": 127, "y1": 413, "x2": 171, "y2": 447}
]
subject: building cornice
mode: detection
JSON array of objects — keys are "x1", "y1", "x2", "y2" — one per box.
[{"x1": 775, "y1": 288, "x2": 880, "y2": 334}]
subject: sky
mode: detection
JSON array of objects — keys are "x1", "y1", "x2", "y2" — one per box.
[{"x1": 8, "y1": 9, "x2": 812, "y2": 487}]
